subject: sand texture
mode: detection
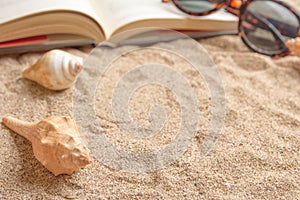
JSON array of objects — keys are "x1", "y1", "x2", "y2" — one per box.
[{"x1": 0, "y1": 3, "x2": 300, "y2": 199}]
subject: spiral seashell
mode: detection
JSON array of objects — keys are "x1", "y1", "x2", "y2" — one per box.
[
  {"x1": 2, "y1": 116, "x2": 91, "y2": 176},
  {"x1": 22, "y1": 49, "x2": 83, "y2": 90},
  {"x1": 285, "y1": 38, "x2": 300, "y2": 57}
]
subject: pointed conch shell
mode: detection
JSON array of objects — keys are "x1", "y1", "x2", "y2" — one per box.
[
  {"x1": 285, "y1": 38, "x2": 300, "y2": 57},
  {"x1": 22, "y1": 49, "x2": 83, "y2": 90},
  {"x1": 2, "y1": 116, "x2": 91, "y2": 176}
]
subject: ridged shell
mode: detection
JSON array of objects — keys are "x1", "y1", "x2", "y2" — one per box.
[
  {"x1": 22, "y1": 49, "x2": 83, "y2": 90},
  {"x1": 2, "y1": 116, "x2": 91, "y2": 176},
  {"x1": 286, "y1": 38, "x2": 300, "y2": 57}
]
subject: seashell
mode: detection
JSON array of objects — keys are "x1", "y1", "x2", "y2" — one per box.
[
  {"x1": 22, "y1": 49, "x2": 83, "y2": 90},
  {"x1": 2, "y1": 116, "x2": 91, "y2": 176},
  {"x1": 285, "y1": 38, "x2": 300, "y2": 57}
]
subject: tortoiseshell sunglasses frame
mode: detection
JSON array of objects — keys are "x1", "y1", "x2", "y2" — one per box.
[
  {"x1": 238, "y1": 0, "x2": 300, "y2": 57},
  {"x1": 162, "y1": 0, "x2": 243, "y2": 16},
  {"x1": 163, "y1": 0, "x2": 300, "y2": 57}
]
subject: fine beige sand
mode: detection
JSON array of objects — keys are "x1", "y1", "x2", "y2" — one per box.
[{"x1": 0, "y1": 2, "x2": 300, "y2": 200}]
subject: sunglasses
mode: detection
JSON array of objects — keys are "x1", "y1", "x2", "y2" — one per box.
[{"x1": 163, "y1": 0, "x2": 300, "y2": 58}]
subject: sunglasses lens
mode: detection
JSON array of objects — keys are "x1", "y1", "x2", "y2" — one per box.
[
  {"x1": 173, "y1": 0, "x2": 224, "y2": 15},
  {"x1": 240, "y1": 0, "x2": 299, "y2": 55}
]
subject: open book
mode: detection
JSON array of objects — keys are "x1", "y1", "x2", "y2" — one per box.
[{"x1": 0, "y1": 0, "x2": 238, "y2": 53}]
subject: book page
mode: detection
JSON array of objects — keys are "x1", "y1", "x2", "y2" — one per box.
[
  {"x1": 0, "y1": 0, "x2": 101, "y2": 27},
  {"x1": 90, "y1": 0, "x2": 238, "y2": 38}
]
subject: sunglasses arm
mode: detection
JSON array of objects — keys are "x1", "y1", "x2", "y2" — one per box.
[
  {"x1": 245, "y1": 10, "x2": 286, "y2": 45},
  {"x1": 285, "y1": 37, "x2": 300, "y2": 57}
]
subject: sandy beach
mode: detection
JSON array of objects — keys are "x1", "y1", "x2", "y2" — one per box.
[{"x1": 0, "y1": 1, "x2": 299, "y2": 199}]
